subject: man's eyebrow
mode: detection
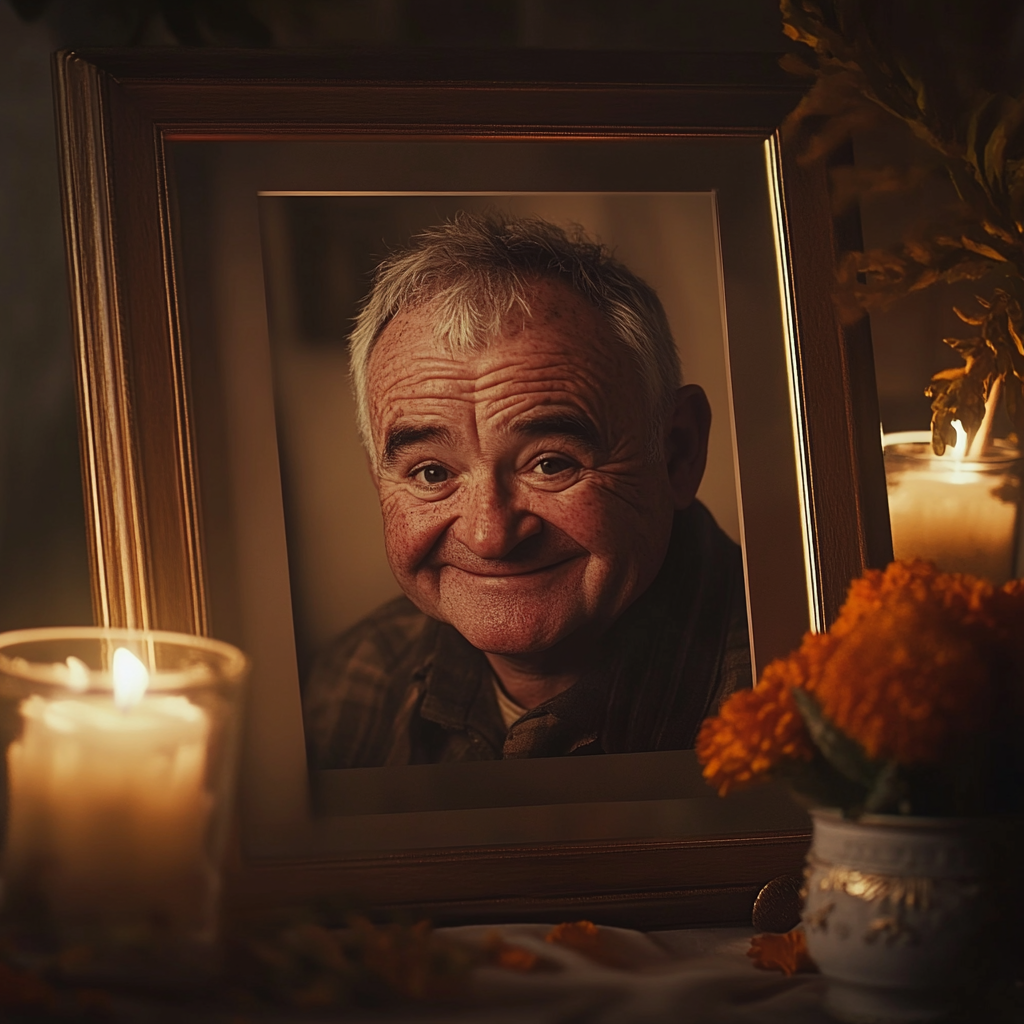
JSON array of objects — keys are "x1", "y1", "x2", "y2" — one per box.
[
  {"x1": 381, "y1": 425, "x2": 454, "y2": 467},
  {"x1": 510, "y1": 412, "x2": 602, "y2": 451}
]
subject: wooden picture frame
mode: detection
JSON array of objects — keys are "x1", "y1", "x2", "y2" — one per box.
[{"x1": 54, "y1": 48, "x2": 890, "y2": 927}]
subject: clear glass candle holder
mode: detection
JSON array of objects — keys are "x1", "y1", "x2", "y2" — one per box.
[
  {"x1": 0, "y1": 627, "x2": 248, "y2": 988},
  {"x1": 884, "y1": 431, "x2": 1022, "y2": 583}
]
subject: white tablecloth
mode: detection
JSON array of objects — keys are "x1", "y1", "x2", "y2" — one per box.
[
  {"x1": 443, "y1": 924, "x2": 830, "y2": 1024},
  {"x1": 92, "y1": 925, "x2": 831, "y2": 1019},
  {"x1": 108, "y1": 925, "x2": 830, "y2": 1023}
]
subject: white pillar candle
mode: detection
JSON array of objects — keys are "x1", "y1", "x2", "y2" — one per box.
[
  {"x1": 4, "y1": 650, "x2": 214, "y2": 937},
  {"x1": 884, "y1": 430, "x2": 1020, "y2": 584}
]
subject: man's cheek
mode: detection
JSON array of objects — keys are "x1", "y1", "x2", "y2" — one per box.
[
  {"x1": 380, "y1": 496, "x2": 447, "y2": 572},
  {"x1": 544, "y1": 487, "x2": 636, "y2": 552}
]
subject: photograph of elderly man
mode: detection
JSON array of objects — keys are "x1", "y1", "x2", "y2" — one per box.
[{"x1": 302, "y1": 214, "x2": 751, "y2": 768}]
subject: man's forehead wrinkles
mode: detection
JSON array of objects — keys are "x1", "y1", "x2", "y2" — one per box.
[
  {"x1": 472, "y1": 352, "x2": 613, "y2": 385},
  {"x1": 477, "y1": 389, "x2": 593, "y2": 424},
  {"x1": 473, "y1": 396, "x2": 606, "y2": 453},
  {"x1": 472, "y1": 353, "x2": 612, "y2": 400},
  {"x1": 379, "y1": 363, "x2": 481, "y2": 395},
  {"x1": 380, "y1": 366, "x2": 604, "y2": 408}
]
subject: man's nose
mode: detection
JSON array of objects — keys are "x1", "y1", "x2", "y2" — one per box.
[{"x1": 451, "y1": 475, "x2": 542, "y2": 560}]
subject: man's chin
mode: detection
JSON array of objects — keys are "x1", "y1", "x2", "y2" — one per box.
[
  {"x1": 442, "y1": 608, "x2": 581, "y2": 657},
  {"x1": 454, "y1": 626, "x2": 569, "y2": 657}
]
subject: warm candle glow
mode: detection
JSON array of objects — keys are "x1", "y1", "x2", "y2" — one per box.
[
  {"x1": 112, "y1": 648, "x2": 149, "y2": 710},
  {"x1": 0, "y1": 626, "x2": 248, "y2": 979},
  {"x1": 950, "y1": 420, "x2": 968, "y2": 460},
  {"x1": 884, "y1": 430, "x2": 1020, "y2": 583}
]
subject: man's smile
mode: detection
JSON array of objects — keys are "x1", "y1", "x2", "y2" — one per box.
[{"x1": 440, "y1": 555, "x2": 583, "y2": 579}]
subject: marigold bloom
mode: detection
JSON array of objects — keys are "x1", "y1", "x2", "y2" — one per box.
[
  {"x1": 748, "y1": 927, "x2": 816, "y2": 976},
  {"x1": 829, "y1": 560, "x2": 994, "y2": 642},
  {"x1": 811, "y1": 592, "x2": 991, "y2": 763},
  {"x1": 697, "y1": 653, "x2": 816, "y2": 796},
  {"x1": 698, "y1": 560, "x2": 1016, "y2": 789}
]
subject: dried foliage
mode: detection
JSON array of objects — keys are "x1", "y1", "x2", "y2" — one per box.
[
  {"x1": 544, "y1": 920, "x2": 636, "y2": 969},
  {"x1": 697, "y1": 560, "x2": 1024, "y2": 817},
  {"x1": 0, "y1": 915, "x2": 630, "y2": 1015},
  {"x1": 781, "y1": 1, "x2": 1024, "y2": 451},
  {"x1": 481, "y1": 931, "x2": 560, "y2": 973},
  {"x1": 223, "y1": 914, "x2": 647, "y2": 1009},
  {"x1": 226, "y1": 912, "x2": 478, "y2": 1007}
]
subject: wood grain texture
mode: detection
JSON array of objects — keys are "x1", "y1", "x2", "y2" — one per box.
[
  {"x1": 54, "y1": 56, "x2": 148, "y2": 630},
  {"x1": 224, "y1": 831, "x2": 811, "y2": 928}
]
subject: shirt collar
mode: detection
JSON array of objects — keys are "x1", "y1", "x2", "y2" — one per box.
[{"x1": 416, "y1": 621, "x2": 507, "y2": 754}]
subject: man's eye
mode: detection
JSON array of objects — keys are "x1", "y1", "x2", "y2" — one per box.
[
  {"x1": 412, "y1": 464, "x2": 450, "y2": 485},
  {"x1": 533, "y1": 457, "x2": 574, "y2": 476}
]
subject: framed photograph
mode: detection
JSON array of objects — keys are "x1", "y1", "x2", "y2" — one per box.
[{"x1": 55, "y1": 50, "x2": 889, "y2": 926}]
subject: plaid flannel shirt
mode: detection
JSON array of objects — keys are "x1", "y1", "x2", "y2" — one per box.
[{"x1": 303, "y1": 501, "x2": 751, "y2": 768}]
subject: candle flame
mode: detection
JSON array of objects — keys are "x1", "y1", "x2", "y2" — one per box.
[
  {"x1": 949, "y1": 420, "x2": 969, "y2": 460},
  {"x1": 112, "y1": 648, "x2": 149, "y2": 711},
  {"x1": 65, "y1": 656, "x2": 90, "y2": 693}
]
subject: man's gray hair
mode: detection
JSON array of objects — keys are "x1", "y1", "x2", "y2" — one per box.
[{"x1": 349, "y1": 213, "x2": 681, "y2": 457}]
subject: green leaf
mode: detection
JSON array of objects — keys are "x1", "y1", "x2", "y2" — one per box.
[
  {"x1": 791, "y1": 687, "x2": 880, "y2": 789},
  {"x1": 772, "y1": 755, "x2": 869, "y2": 815}
]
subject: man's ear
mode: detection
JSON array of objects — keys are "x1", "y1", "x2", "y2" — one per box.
[{"x1": 664, "y1": 384, "x2": 711, "y2": 510}]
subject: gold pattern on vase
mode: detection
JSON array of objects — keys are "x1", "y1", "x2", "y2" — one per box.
[{"x1": 805, "y1": 854, "x2": 983, "y2": 946}]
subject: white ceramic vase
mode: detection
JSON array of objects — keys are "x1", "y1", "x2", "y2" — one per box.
[{"x1": 802, "y1": 809, "x2": 996, "y2": 1024}]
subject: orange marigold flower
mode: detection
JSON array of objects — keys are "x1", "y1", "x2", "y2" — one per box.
[
  {"x1": 697, "y1": 654, "x2": 816, "y2": 796},
  {"x1": 809, "y1": 561, "x2": 998, "y2": 764},
  {"x1": 748, "y1": 927, "x2": 817, "y2": 976},
  {"x1": 699, "y1": 560, "x2": 1019, "y2": 787},
  {"x1": 830, "y1": 560, "x2": 995, "y2": 641},
  {"x1": 812, "y1": 594, "x2": 991, "y2": 763}
]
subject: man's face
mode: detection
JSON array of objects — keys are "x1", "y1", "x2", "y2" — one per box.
[{"x1": 366, "y1": 279, "x2": 695, "y2": 658}]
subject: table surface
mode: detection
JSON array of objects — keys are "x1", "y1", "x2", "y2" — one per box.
[{"x1": 100, "y1": 925, "x2": 833, "y2": 1024}]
